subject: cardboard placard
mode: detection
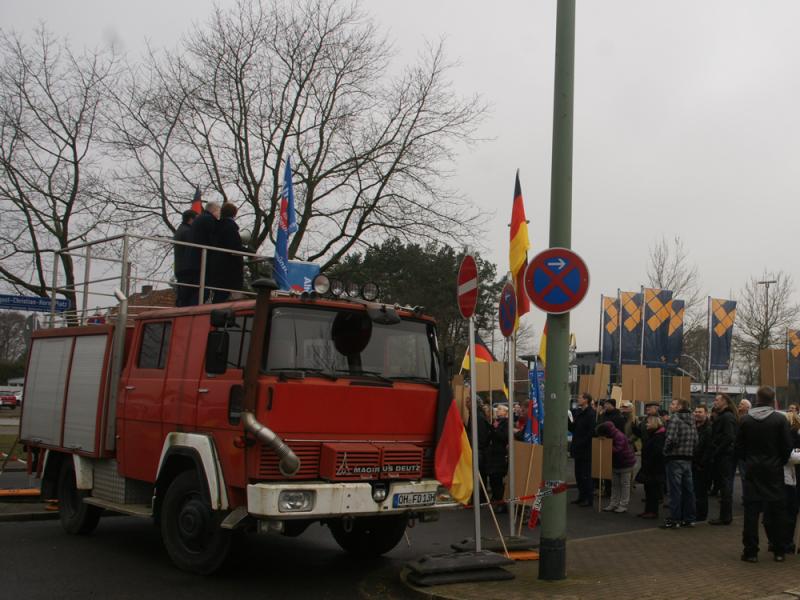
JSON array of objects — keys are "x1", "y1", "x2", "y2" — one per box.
[
  {"x1": 593, "y1": 363, "x2": 610, "y2": 398},
  {"x1": 579, "y1": 374, "x2": 594, "y2": 395},
  {"x1": 505, "y1": 441, "x2": 543, "y2": 506},
  {"x1": 610, "y1": 385, "x2": 623, "y2": 405},
  {"x1": 672, "y1": 376, "x2": 691, "y2": 402},
  {"x1": 451, "y1": 374, "x2": 468, "y2": 424},
  {"x1": 591, "y1": 437, "x2": 612, "y2": 480},
  {"x1": 622, "y1": 365, "x2": 661, "y2": 403},
  {"x1": 473, "y1": 361, "x2": 505, "y2": 393},
  {"x1": 760, "y1": 349, "x2": 788, "y2": 388}
]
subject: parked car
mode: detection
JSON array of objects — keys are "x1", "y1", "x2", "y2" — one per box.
[{"x1": 0, "y1": 393, "x2": 19, "y2": 409}]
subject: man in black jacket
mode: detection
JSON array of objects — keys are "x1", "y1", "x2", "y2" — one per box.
[
  {"x1": 600, "y1": 399, "x2": 626, "y2": 433},
  {"x1": 736, "y1": 386, "x2": 793, "y2": 563},
  {"x1": 173, "y1": 209, "x2": 197, "y2": 307},
  {"x1": 569, "y1": 392, "x2": 596, "y2": 507},
  {"x1": 186, "y1": 202, "x2": 221, "y2": 305},
  {"x1": 709, "y1": 393, "x2": 738, "y2": 525},
  {"x1": 692, "y1": 405, "x2": 713, "y2": 522}
]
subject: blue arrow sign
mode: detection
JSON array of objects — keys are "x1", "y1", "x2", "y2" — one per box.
[{"x1": 0, "y1": 294, "x2": 70, "y2": 313}]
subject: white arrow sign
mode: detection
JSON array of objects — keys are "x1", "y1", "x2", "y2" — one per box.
[{"x1": 547, "y1": 258, "x2": 567, "y2": 271}]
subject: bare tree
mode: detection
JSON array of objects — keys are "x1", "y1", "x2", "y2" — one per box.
[
  {"x1": 0, "y1": 28, "x2": 117, "y2": 308},
  {"x1": 108, "y1": 0, "x2": 486, "y2": 269},
  {"x1": 0, "y1": 311, "x2": 27, "y2": 362},
  {"x1": 647, "y1": 235, "x2": 703, "y2": 326},
  {"x1": 734, "y1": 270, "x2": 799, "y2": 383}
]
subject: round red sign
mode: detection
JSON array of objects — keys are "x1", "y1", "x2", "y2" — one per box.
[
  {"x1": 524, "y1": 247, "x2": 590, "y2": 314},
  {"x1": 457, "y1": 255, "x2": 479, "y2": 319}
]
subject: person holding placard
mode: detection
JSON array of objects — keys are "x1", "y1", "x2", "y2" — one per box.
[{"x1": 596, "y1": 421, "x2": 636, "y2": 513}]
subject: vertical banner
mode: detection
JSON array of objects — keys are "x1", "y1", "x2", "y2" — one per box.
[
  {"x1": 524, "y1": 360, "x2": 545, "y2": 444},
  {"x1": 642, "y1": 288, "x2": 673, "y2": 366},
  {"x1": 665, "y1": 299, "x2": 685, "y2": 366},
  {"x1": 619, "y1": 290, "x2": 643, "y2": 365},
  {"x1": 789, "y1": 329, "x2": 800, "y2": 381},
  {"x1": 709, "y1": 298, "x2": 737, "y2": 370},
  {"x1": 600, "y1": 295, "x2": 620, "y2": 365}
]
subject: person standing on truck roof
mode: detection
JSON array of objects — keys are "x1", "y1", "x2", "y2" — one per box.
[
  {"x1": 174, "y1": 209, "x2": 197, "y2": 307},
  {"x1": 208, "y1": 202, "x2": 244, "y2": 303},
  {"x1": 186, "y1": 201, "x2": 221, "y2": 305}
]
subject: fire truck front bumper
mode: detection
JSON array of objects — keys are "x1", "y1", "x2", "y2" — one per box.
[{"x1": 246, "y1": 479, "x2": 458, "y2": 519}]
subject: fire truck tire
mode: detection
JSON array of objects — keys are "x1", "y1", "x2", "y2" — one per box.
[
  {"x1": 58, "y1": 460, "x2": 102, "y2": 535},
  {"x1": 160, "y1": 470, "x2": 231, "y2": 574},
  {"x1": 329, "y1": 515, "x2": 407, "y2": 557}
]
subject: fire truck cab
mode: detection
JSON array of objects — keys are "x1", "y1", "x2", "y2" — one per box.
[{"x1": 20, "y1": 246, "x2": 455, "y2": 574}]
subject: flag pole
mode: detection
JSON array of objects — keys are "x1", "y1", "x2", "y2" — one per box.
[
  {"x1": 508, "y1": 322, "x2": 516, "y2": 536},
  {"x1": 468, "y1": 315, "x2": 481, "y2": 552}
]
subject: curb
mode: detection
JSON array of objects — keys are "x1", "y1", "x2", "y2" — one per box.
[{"x1": 0, "y1": 510, "x2": 59, "y2": 523}]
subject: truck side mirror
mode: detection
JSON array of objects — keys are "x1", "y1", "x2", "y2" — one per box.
[{"x1": 206, "y1": 330, "x2": 230, "y2": 374}]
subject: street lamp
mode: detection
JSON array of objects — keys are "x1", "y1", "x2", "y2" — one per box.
[{"x1": 757, "y1": 279, "x2": 778, "y2": 348}]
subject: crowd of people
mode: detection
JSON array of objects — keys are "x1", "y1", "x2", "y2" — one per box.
[
  {"x1": 173, "y1": 201, "x2": 246, "y2": 306},
  {"x1": 569, "y1": 386, "x2": 800, "y2": 562}
]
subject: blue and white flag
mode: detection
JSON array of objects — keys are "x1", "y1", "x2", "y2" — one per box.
[
  {"x1": 274, "y1": 156, "x2": 298, "y2": 290},
  {"x1": 523, "y1": 361, "x2": 545, "y2": 444}
]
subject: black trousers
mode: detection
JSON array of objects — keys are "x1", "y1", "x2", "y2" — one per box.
[
  {"x1": 713, "y1": 455, "x2": 735, "y2": 522},
  {"x1": 742, "y1": 498, "x2": 786, "y2": 556},
  {"x1": 693, "y1": 467, "x2": 709, "y2": 521},
  {"x1": 488, "y1": 473, "x2": 505, "y2": 503},
  {"x1": 574, "y1": 456, "x2": 593, "y2": 503},
  {"x1": 644, "y1": 481, "x2": 663, "y2": 515},
  {"x1": 175, "y1": 272, "x2": 196, "y2": 307}
]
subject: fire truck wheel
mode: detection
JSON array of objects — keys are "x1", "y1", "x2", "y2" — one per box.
[
  {"x1": 58, "y1": 460, "x2": 102, "y2": 535},
  {"x1": 160, "y1": 470, "x2": 231, "y2": 574},
  {"x1": 329, "y1": 515, "x2": 407, "y2": 557}
]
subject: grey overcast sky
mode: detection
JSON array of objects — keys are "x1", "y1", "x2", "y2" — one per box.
[{"x1": 2, "y1": 1, "x2": 799, "y2": 352}]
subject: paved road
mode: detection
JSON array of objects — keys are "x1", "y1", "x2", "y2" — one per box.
[{"x1": 2, "y1": 472, "x2": 744, "y2": 600}]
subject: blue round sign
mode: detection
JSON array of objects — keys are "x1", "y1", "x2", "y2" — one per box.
[
  {"x1": 524, "y1": 247, "x2": 590, "y2": 314},
  {"x1": 498, "y1": 283, "x2": 517, "y2": 338}
]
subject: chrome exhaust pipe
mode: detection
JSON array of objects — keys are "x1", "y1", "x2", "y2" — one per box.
[{"x1": 241, "y1": 411, "x2": 300, "y2": 476}]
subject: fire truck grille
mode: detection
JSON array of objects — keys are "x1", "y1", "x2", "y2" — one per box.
[
  {"x1": 378, "y1": 444, "x2": 424, "y2": 480},
  {"x1": 320, "y1": 443, "x2": 381, "y2": 481},
  {"x1": 257, "y1": 442, "x2": 321, "y2": 480},
  {"x1": 255, "y1": 441, "x2": 434, "y2": 481}
]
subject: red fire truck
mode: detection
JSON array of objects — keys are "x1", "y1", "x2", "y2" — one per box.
[{"x1": 20, "y1": 271, "x2": 455, "y2": 574}]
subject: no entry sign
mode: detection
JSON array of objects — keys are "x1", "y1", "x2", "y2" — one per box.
[
  {"x1": 457, "y1": 255, "x2": 478, "y2": 319},
  {"x1": 498, "y1": 283, "x2": 517, "y2": 338},
  {"x1": 524, "y1": 247, "x2": 589, "y2": 314}
]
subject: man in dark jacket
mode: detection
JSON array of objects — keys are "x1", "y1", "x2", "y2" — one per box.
[
  {"x1": 692, "y1": 405, "x2": 713, "y2": 522},
  {"x1": 661, "y1": 398, "x2": 698, "y2": 529},
  {"x1": 208, "y1": 202, "x2": 244, "y2": 303},
  {"x1": 736, "y1": 386, "x2": 793, "y2": 562},
  {"x1": 632, "y1": 401, "x2": 660, "y2": 447},
  {"x1": 709, "y1": 393, "x2": 738, "y2": 525},
  {"x1": 487, "y1": 405, "x2": 510, "y2": 513},
  {"x1": 186, "y1": 202, "x2": 221, "y2": 305},
  {"x1": 601, "y1": 399, "x2": 626, "y2": 434},
  {"x1": 173, "y1": 209, "x2": 197, "y2": 307},
  {"x1": 569, "y1": 392, "x2": 596, "y2": 507}
]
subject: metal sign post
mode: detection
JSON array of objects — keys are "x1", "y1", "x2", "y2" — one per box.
[
  {"x1": 458, "y1": 254, "x2": 481, "y2": 552},
  {"x1": 498, "y1": 280, "x2": 517, "y2": 536}
]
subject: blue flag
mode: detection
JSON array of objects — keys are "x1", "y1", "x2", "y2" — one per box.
[
  {"x1": 523, "y1": 361, "x2": 545, "y2": 444},
  {"x1": 274, "y1": 157, "x2": 298, "y2": 290}
]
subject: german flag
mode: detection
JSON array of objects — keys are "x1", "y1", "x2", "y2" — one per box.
[
  {"x1": 434, "y1": 356, "x2": 473, "y2": 504},
  {"x1": 509, "y1": 171, "x2": 530, "y2": 329},
  {"x1": 460, "y1": 334, "x2": 509, "y2": 398},
  {"x1": 191, "y1": 184, "x2": 203, "y2": 215}
]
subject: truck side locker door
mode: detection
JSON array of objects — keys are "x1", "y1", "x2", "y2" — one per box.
[{"x1": 119, "y1": 320, "x2": 173, "y2": 482}]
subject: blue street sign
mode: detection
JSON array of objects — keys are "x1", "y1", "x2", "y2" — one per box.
[
  {"x1": 524, "y1": 247, "x2": 590, "y2": 314},
  {"x1": 498, "y1": 283, "x2": 517, "y2": 338},
  {"x1": 0, "y1": 294, "x2": 70, "y2": 313}
]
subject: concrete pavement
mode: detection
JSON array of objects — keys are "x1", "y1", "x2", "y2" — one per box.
[{"x1": 404, "y1": 517, "x2": 800, "y2": 600}]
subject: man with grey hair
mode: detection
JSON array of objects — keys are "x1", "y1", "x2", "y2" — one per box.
[
  {"x1": 186, "y1": 201, "x2": 221, "y2": 305},
  {"x1": 738, "y1": 398, "x2": 752, "y2": 417}
]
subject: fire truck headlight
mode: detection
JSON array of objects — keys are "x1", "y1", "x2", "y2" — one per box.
[
  {"x1": 312, "y1": 274, "x2": 330, "y2": 295},
  {"x1": 278, "y1": 490, "x2": 315, "y2": 512},
  {"x1": 329, "y1": 279, "x2": 345, "y2": 297},
  {"x1": 346, "y1": 281, "x2": 360, "y2": 298},
  {"x1": 361, "y1": 282, "x2": 379, "y2": 301},
  {"x1": 435, "y1": 486, "x2": 453, "y2": 504},
  {"x1": 371, "y1": 483, "x2": 388, "y2": 502}
]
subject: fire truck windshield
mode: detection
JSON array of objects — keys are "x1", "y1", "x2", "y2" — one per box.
[{"x1": 265, "y1": 307, "x2": 438, "y2": 382}]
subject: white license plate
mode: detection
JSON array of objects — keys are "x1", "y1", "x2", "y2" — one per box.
[{"x1": 392, "y1": 491, "x2": 435, "y2": 508}]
